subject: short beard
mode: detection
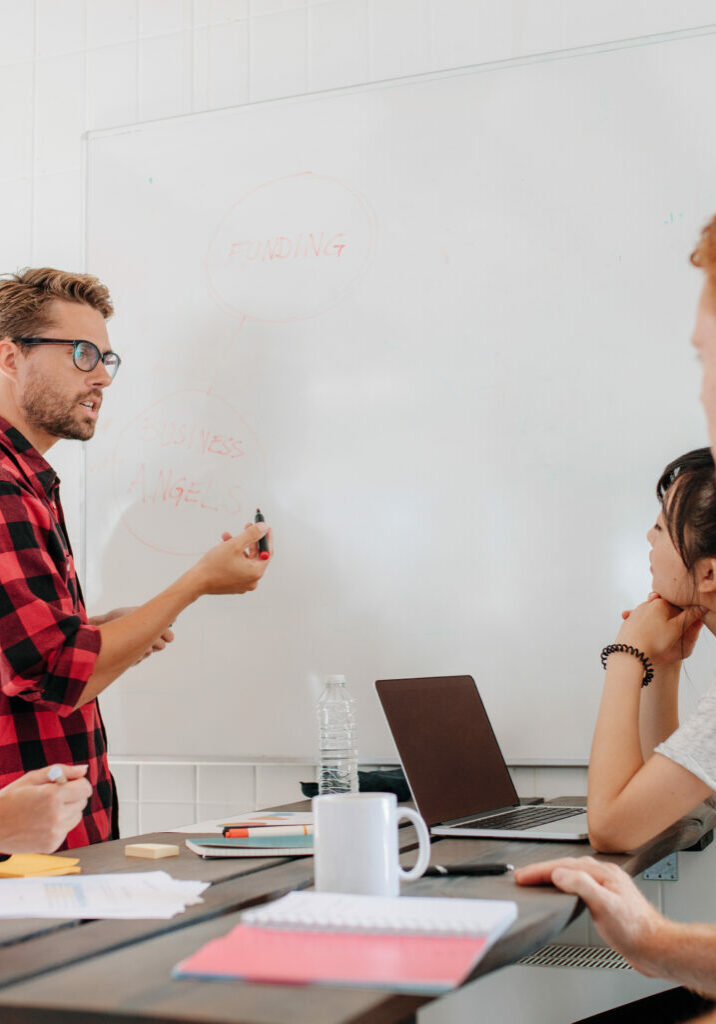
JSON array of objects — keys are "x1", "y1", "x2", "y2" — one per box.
[{"x1": 20, "y1": 374, "x2": 96, "y2": 442}]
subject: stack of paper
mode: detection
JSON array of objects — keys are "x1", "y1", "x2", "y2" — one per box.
[
  {"x1": 173, "y1": 810, "x2": 313, "y2": 835},
  {"x1": 174, "y1": 890, "x2": 517, "y2": 994},
  {"x1": 0, "y1": 871, "x2": 208, "y2": 919},
  {"x1": 186, "y1": 835, "x2": 313, "y2": 858}
]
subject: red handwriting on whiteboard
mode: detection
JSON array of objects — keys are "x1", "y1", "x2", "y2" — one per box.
[
  {"x1": 139, "y1": 417, "x2": 245, "y2": 458},
  {"x1": 227, "y1": 232, "x2": 347, "y2": 267},
  {"x1": 127, "y1": 464, "x2": 243, "y2": 514}
]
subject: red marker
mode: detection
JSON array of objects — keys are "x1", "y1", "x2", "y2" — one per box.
[{"x1": 254, "y1": 508, "x2": 270, "y2": 560}]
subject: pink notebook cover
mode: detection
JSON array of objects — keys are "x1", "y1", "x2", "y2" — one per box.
[{"x1": 174, "y1": 924, "x2": 488, "y2": 994}]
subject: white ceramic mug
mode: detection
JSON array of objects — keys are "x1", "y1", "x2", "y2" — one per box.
[{"x1": 312, "y1": 792, "x2": 431, "y2": 896}]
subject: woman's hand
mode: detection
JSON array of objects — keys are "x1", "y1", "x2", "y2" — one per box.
[
  {"x1": 616, "y1": 595, "x2": 704, "y2": 662},
  {"x1": 621, "y1": 593, "x2": 703, "y2": 666}
]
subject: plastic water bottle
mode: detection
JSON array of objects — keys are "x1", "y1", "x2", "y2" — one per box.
[{"x1": 317, "y1": 674, "x2": 359, "y2": 794}]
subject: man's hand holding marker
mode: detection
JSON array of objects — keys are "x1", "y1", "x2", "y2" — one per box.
[
  {"x1": 77, "y1": 513, "x2": 274, "y2": 713},
  {"x1": 254, "y1": 509, "x2": 271, "y2": 560},
  {"x1": 204, "y1": 513, "x2": 273, "y2": 596}
]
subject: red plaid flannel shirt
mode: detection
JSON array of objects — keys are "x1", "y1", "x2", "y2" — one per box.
[{"x1": 0, "y1": 418, "x2": 118, "y2": 849}]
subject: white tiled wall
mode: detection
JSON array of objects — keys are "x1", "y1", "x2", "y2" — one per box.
[
  {"x1": 510, "y1": 765, "x2": 589, "y2": 800},
  {"x1": 109, "y1": 758, "x2": 318, "y2": 834},
  {"x1": 109, "y1": 758, "x2": 583, "y2": 837}
]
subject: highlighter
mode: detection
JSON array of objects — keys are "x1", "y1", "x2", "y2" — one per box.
[{"x1": 254, "y1": 508, "x2": 270, "y2": 560}]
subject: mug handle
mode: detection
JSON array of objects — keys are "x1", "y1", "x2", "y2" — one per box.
[{"x1": 396, "y1": 807, "x2": 432, "y2": 881}]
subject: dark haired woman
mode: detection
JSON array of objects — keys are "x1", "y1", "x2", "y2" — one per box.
[
  {"x1": 515, "y1": 220, "x2": 716, "y2": 1011},
  {"x1": 587, "y1": 447, "x2": 716, "y2": 853}
]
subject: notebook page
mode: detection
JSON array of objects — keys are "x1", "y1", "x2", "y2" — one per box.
[{"x1": 242, "y1": 891, "x2": 517, "y2": 939}]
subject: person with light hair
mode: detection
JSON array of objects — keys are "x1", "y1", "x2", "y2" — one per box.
[{"x1": 0, "y1": 269, "x2": 272, "y2": 850}]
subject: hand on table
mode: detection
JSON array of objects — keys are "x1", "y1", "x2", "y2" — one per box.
[{"x1": 514, "y1": 857, "x2": 666, "y2": 976}]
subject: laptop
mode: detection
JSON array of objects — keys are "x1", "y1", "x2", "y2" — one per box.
[{"x1": 376, "y1": 675, "x2": 589, "y2": 841}]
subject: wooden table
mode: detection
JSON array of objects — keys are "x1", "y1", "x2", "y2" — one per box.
[{"x1": 0, "y1": 800, "x2": 712, "y2": 1024}]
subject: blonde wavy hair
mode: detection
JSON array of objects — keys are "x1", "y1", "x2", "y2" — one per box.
[{"x1": 0, "y1": 267, "x2": 113, "y2": 339}]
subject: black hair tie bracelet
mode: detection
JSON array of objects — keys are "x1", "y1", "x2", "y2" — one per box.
[{"x1": 600, "y1": 644, "x2": 654, "y2": 687}]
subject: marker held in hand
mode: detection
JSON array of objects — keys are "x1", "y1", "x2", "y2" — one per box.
[{"x1": 254, "y1": 509, "x2": 270, "y2": 560}]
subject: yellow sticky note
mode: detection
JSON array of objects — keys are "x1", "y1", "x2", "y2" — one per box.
[
  {"x1": 125, "y1": 843, "x2": 179, "y2": 860},
  {"x1": 0, "y1": 854, "x2": 81, "y2": 878}
]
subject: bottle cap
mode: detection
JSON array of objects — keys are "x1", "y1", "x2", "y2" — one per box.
[{"x1": 324, "y1": 674, "x2": 347, "y2": 685}]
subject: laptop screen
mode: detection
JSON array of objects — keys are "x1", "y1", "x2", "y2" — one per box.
[{"x1": 376, "y1": 676, "x2": 519, "y2": 826}]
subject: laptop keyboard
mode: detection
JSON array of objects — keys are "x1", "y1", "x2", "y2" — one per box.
[{"x1": 459, "y1": 805, "x2": 585, "y2": 831}]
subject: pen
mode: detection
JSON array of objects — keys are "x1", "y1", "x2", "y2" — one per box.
[
  {"x1": 425, "y1": 863, "x2": 514, "y2": 877},
  {"x1": 223, "y1": 825, "x2": 313, "y2": 838},
  {"x1": 254, "y1": 509, "x2": 270, "y2": 560}
]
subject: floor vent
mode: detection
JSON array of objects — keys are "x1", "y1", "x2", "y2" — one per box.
[{"x1": 518, "y1": 944, "x2": 633, "y2": 971}]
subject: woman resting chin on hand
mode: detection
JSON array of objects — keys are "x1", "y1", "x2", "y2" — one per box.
[{"x1": 587, "y1": 447, "x2": 716, "y2": 853}]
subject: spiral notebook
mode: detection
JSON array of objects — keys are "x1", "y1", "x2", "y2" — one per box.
[
  {"x1": 173, "y1": 891, "x2": 517, "y2": 994},
  {"x1": 185, "y1": 835, "x2": 313, "y2": 858}
]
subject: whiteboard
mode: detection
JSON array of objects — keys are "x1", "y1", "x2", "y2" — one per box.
[{"x1": 85, "y1": 32, "x2": 716, "y2": 762}]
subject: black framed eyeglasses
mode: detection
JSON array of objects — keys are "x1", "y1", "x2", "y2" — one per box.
[{"x1": 13, "y1": 338, "x2": 121, "y2": 379}]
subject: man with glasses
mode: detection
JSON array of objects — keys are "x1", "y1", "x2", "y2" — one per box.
[{"x1": 0, "y1": 268, "x2": 271, "y2": 849}]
